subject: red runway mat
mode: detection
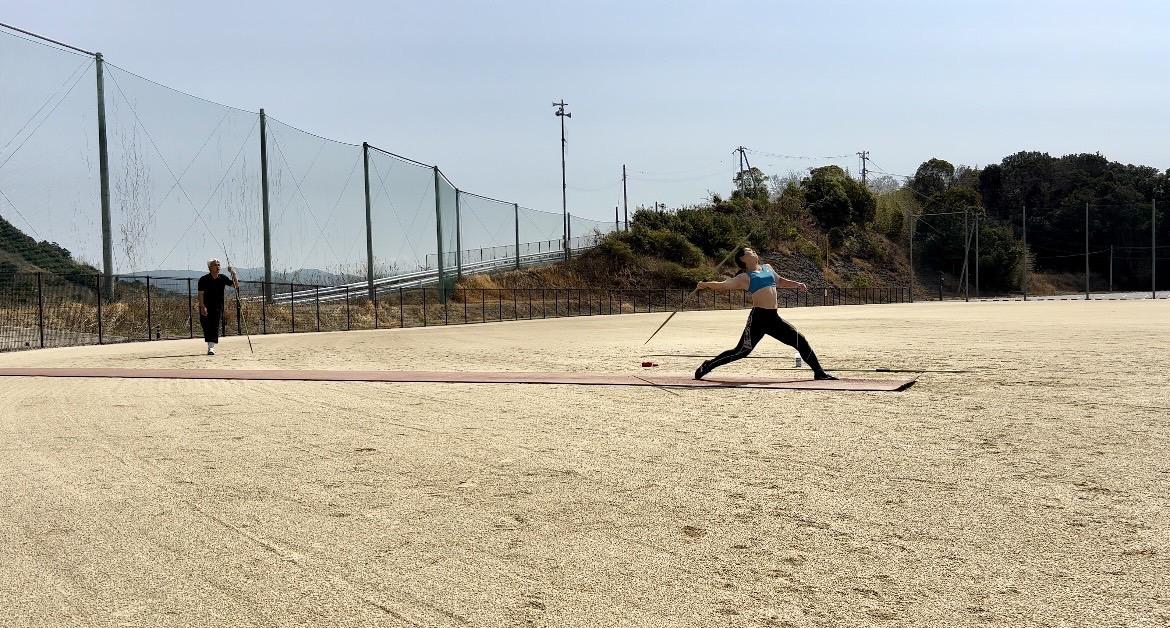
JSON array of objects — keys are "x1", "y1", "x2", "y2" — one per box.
[{"x1": 0, "y1": 367, "x2": 915, "y2": 391}]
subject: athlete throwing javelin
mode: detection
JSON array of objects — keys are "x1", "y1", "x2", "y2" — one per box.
[{"x1": 693, "y1": 246, "x2": 837, "y2": 381}]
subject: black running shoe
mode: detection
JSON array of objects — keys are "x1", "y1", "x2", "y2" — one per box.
[
  {"x1": 694, "y1": 360, "x2": 712, "y2": 380},
  {"x1": 814, "y1": 371, "x2": 838, "y2": 381}
]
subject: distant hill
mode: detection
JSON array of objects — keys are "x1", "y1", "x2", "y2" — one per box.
[
  {"x1": 1, "y1": 212, "x2": 359, "y2": 287},
  {"x1": 0, "y1": 213, "x2": 98, "y2": 281}
]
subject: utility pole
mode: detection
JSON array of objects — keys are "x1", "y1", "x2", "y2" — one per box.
[
  {"x1": 975, "y1": 213, "x2": 980, "y2": 298},
  {"x1": 1085, "y1": 201, "x2": 1090, "y2": 300},
  {"x1": 615, "y1": 206, "x2": 619, "y2": 232},
  {"x1": 734, "y1": 146, "x2": 751, "y2": 195},
  {"x1": 736, "y1": 146, "x2": 744, "y2": 192},
  {"x1": 909, "y1": 212, "x2": 916, "y2": 303},
  {"x1": 857, "y1": 150, "x2": 869, "y2": 188},
  {"x1": 622, "y1": 164, "x2": 629, "y2": 231},
  {"x1": 963, "y1": 208, "x2": 970, "y2": 301},
  {"x1": 1153, "y1": 199, "x2": 1158, "y2": 299},
  {"x1": 1022, "y1": 205, "x2": 1028, "y2": 301},
  {"x1": 553, "y1": 100, "x2": 571, "y2": 261}
]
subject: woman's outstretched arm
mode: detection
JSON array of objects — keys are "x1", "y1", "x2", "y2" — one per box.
[
  {"x1": 766, "y1": 265, "x2": 809, "y2": 291},
  {"x1": 697, "y1": 274, "x2": 748, "y2": 291}
]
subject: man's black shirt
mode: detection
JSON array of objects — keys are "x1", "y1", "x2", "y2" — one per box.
[{"x1": 198, "y1": 273, "x2": 234, "y2": 310}]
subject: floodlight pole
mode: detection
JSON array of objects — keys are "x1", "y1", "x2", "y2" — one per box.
[{"x1": 554, "y1": 100, "x2": 571, "y2": 261}]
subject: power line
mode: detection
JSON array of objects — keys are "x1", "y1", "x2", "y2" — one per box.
[{"x1": 742, "y1": 147, "x2": 851, "y2": 161}]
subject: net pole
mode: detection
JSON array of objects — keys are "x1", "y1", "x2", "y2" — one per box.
[
  {"x1": 96, "y1": 53, "x2": 113, "y2": 299},
  {"x1": 514, "y1": 203, "x2": 520, "y2": 270},
  {"x1": 455, "y1": 190, "x2": 463, "y2": 278},
  {"x1": 260, "y1": 109, "x2": 273, "y2": 301},
  {"x1": 363, "y1": 142, "x2": 375, "y2": 299},
  {"x1": 433, "y1": 167, "x2": 445, "y2": 303}
]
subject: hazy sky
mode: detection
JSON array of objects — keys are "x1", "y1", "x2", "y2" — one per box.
[{"x1": 5, "y1": 0, "x2": 1169, "y2": 224}]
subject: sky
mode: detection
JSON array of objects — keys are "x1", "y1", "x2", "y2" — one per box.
[{"x1": 3, "y1": 0, "x2": 1169, "y2": 240}]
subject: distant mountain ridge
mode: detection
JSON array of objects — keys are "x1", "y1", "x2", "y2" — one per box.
[
  {"x1": 139, "y1": 268, "x2": 360, "y2": 285},
  {"x1": 1, "y1": 216, "x2": 359, "y2": 287}
]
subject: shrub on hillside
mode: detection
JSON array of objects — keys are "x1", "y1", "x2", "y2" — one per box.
[
  {"x1": 874, "y1": 192, "x2": 910, "y2": 240},
  {"x1": 671, "y1": 208, "x2": 743, "y2": 256},
  {"x1": 591, "y1": 232, "x2": 636, "y2": 268},
  {"x1": 840, "y1": 225, "x2": 888, "y2": 262},
  {"x1": 657, "y1": 261, "x2": 708, "y2": 287},
  {"x1": 627, "y1": 226, "x2": 706, "y2": 267}
]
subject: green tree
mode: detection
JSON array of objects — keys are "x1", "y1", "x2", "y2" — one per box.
[
  {"x1": 910, "y1": 158, "x2": 955, "y2": 203},
  {"x1": 732, "y1": 166, "x2": 769, "y2": 202},
  {"x1": 800, "y1": 165, "x2": 876, "y2": 231}
]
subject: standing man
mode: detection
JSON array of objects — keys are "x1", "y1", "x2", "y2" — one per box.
[{"x1": 197, "y1": 258, "x2": 238, "y2": 355}]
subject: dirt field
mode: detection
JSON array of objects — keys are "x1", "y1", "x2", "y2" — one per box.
[{"x1": 1, "y1": 300, "x2": 1167, "y2": 627}]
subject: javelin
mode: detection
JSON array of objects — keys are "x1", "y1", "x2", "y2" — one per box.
[
  {"x1": 643, "y1": 243, "x2": 745, "y2": 345},
  {"x1": 225, "y1": 253, "x2": 254, "y2": 355}
]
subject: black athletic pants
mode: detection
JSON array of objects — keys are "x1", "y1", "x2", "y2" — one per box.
[
  {"x1": 703, "y1": 307, "x2": 826, "y2": 375},
  {"x1": 199, "y1": 306, "x2": 223, "y2": 343}
]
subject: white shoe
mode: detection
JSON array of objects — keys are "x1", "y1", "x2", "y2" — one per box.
[{"x1": 207, "y1": 348, "x2": 216, "y2": 355}]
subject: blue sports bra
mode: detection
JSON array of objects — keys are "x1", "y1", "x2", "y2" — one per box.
[{"x1": 747, "y1": 264, "x2": 776, "y2": 294}]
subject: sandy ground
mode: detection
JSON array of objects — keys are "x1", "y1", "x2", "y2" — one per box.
[{"x1": 1, "y1": 301, "x2": 1167, "y2": 627}]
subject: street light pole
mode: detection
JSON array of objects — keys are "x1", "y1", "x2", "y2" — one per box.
[{"x1": 553, "y1": 100, "x2": 571, "y2": 261}]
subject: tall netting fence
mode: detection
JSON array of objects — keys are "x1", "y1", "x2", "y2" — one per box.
[
  {"x1": 265, "y1": 116, "x2": 365, "y2": 284},
  {"x1": 454, "y1": 192, "x2": 517, "y2": 270},
  {"x1": 365, "y1": 147, "x2": 439, "y2": 279},
  {"x1": 569, "y1": 213, "x2": 610, "y2": 252},
  {"x1": 517, "y1": 205, "x2": 568, "y2": 259},
  {"x1": 436, "y1": 172, "x2": 459, "y2": 290},
  {"x1": 1020, "y1": 202, "x2": 1166, "y2": 297},
  {"x1": 4, "y1": 21, "x2": 690, "y2": 354},
  {"x1": 3, "y1": 24, "x2": 615, "y2": 299},
  {"x1": 0, "y1": 29, "x2": 100, "y2": 269},
  {"x1": 910, "y1": 202, "x2": 1167, "y2": 301},
  {"x1": 101, "y1": 63, "x2": 262, "y2": 276}
]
